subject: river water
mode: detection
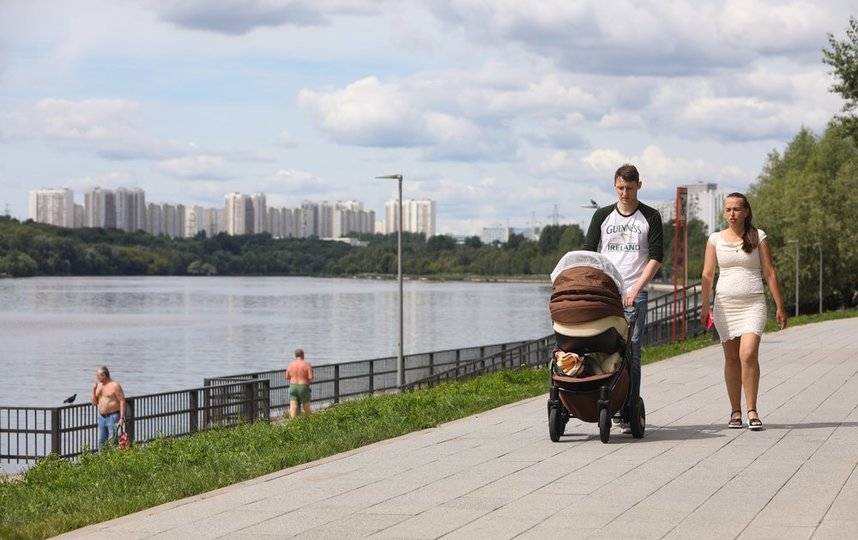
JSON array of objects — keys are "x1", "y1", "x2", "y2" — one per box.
[{"x1": 0, "y1": 276, "x2": 552, "y2": 407}]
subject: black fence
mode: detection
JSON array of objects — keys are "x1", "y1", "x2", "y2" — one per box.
[
  {"x1": 2, "y1": 284, "x2": 705, "y2": 467},
  {"x1": 204, "y1": 338, "x2": 539, "y2": 416},
  {"x1": 1, "y1": 379, "x2": 269, "y2": 463},
  {"x1": 402, "y1": 336, "x2": 554, "y2": 391},
  {"x1": 647, "y1": 283, "x2": 707, "y2": 344}
]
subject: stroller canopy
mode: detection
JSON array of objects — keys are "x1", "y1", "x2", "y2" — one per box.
[{"x1": 549, "y1": 251, "x2": 625, "y2": 325}]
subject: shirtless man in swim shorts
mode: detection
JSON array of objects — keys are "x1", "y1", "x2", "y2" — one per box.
[
  {"x1": 91, "y1": 366, "x2": 126, "y2": 448},
  {"x1": 285, "y1": 349, "x2": 314, "y2": 419}
]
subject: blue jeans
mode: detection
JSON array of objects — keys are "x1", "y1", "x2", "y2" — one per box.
[
  {"x1": 625, "y1": 291, "x2": 648, "y2": 414},
  {"x1": 97, "y1": 411, "x2": 120, "y2": 448}
]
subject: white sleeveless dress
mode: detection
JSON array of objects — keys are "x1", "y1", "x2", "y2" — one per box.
[{"x1": 710, "y1": 230, "x2": 768, "y2": 342}]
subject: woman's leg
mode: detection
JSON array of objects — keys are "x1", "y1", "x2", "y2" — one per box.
[
  {"x1": 738, "y1": 333, "x2": 762, "y2": 420},
  {"x1": 722, "y1": 338, "x2": 742, "y2": 414}
]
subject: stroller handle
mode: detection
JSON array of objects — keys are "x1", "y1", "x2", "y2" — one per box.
[{"x1": 624, "y1": 305, "x2": 639, "y2": 324}]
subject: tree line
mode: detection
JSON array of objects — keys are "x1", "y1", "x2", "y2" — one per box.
[{"x1": 0, "y1": 215, "x2": 708, "y2": 281}]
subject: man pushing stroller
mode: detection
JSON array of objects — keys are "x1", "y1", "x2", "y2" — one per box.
[{"x1": 583, "y1": 164, "x2": 664, "y2": 433}]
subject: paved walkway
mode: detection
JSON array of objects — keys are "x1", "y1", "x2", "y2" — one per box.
[{"x1": 56, "y1": 319, "x2": 858, "y2": 539}]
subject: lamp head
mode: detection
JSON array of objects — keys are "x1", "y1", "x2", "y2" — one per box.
[{"x1": 376, "y1": 174, "x2": 403, "y2": 180}]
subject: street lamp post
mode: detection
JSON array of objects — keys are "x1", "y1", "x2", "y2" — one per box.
[
  {"x1": 376, "y1": 174, "x2": 404, "y2": 387},
  {"x1": 788, "y1": 240, "x2": 799, "y2": 317},
  {"x1": 815, "y1": 242, "x2": 822, "y2": 314}
]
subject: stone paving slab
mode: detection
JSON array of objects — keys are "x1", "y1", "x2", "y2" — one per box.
[{"x1": 54, "y1": 318, "x2": 858, "y2": 539}]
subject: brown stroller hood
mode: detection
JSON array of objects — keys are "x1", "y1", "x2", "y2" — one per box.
[{"x1": 550, "y1": 265, "x2": 624, "y2": 325}]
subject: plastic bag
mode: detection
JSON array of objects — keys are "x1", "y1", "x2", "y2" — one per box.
[{"x1": 117, "y1": 425, "x2": 130, "y2": 449}]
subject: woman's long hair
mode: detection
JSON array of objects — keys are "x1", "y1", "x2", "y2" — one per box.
[{"x1": 726, "y1": 192, "x2": 758, "y2": 253}]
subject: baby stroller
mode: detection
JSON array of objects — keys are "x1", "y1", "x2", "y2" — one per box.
[{"x1": 546, "y1": 251, "x2": 645, "y2": 443}]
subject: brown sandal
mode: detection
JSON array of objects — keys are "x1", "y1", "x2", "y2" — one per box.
[
  {"x1": 747, "y1": 409, "x2": 764, "y2": 431},
  {"x1": 728, "y1": 410, "x2": 743, "y2": 429}
]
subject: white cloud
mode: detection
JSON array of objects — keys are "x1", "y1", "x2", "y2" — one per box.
[
  {"x1": 157, "y1": 155, "x2": 231, "y2": 179},
  {"x1": 298, "y1": 77, "x2": 433, "y2": 147}
]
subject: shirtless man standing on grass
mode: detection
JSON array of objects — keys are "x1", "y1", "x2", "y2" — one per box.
[
  {"x1": 91, "y1": 366, "x2": 126, "y2": 448},
  {"x1": 285, "y1": 349, "x2": 314, "y2": 419}
]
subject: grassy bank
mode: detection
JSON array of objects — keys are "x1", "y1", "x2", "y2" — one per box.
[{"x1": 1, "y1": 308, "x2": 855, "y2": 539}]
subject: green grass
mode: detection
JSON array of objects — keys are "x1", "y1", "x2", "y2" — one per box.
[{"x1": 1, "y1": 307, "x2": 856, "y2": 539}]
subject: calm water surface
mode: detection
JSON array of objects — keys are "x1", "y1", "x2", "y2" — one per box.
[{"x1": 0, "y1": 276, "x2": 552, "y2": 406}]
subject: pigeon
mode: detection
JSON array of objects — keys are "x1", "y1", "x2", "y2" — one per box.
[
  {"x1": 63, "y1": 393, "x2": 76, "y2": 404},
  {"x1": 590, "y1": 199, "x2": 598, "y2": 207}
]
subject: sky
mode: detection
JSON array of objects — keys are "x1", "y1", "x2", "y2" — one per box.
[{"x1": 0, "y1": 0, "x2": 853, "y2": 236}]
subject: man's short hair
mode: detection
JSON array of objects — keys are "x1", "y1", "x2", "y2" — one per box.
[
  {"x1": 97, "y1": 366, "x2": 110, "y2": 378},
  {"x1": 615, "y1": 164, "x2": 640, "y2": 184},
  {"x1": 295, "y1": 348, "x2": 304, "y2": 358}
]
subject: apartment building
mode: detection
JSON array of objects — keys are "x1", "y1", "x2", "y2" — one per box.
[
  {"x1": 28, "y1": 188, "x2": 75, "y2": 227},
  {"x1": 385, "y1": 199, "x2": 436, "y2": 236}
]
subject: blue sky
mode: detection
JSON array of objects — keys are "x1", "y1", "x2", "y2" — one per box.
[{"x1": 0, "y1": 0, "x2": 852, "y2": 235}]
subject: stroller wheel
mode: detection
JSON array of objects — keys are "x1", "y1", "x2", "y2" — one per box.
[
  {"x1": 549, "y1": 407, "x2": 563, "y2": 442},
  {"x1": 629, "y1": 396, "x2": 646, "y2": 439},
  {"x1": 599, "y1": 407, "x2": 610, "y2": 443}
]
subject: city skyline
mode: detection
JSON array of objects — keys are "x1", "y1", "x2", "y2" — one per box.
[
  {"x1": 1, "y1": 1, "x2": 853, "y2": 235},
  {"x1": 28, "y1": 185, "x2": 432, "y2": 239}
]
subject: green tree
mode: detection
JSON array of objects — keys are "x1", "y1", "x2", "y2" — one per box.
[
  {"x1": 823, "y1": 16, "x2": 858, "y2": 138},
  {"x1": 0, "y1": 250, "x2": 38, "y2": 277},
  {"x1": 750, "y1": 122, "x2": 858, "y2": 310},
  {"x1": 427, "y1": 234, "x2": 457, "y2": 255}
]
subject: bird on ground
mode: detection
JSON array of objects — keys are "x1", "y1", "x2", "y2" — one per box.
[{"x1": 63, "y1": 393, "x2": 76, "y2": 404}]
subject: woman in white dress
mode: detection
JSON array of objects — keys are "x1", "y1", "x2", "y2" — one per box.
[{"x1": 700, "y1": 193, "x2": 788, "y2": 431}]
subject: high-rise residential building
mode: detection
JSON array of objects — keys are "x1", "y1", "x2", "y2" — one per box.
[
  {"x1": 286, "y1": 207, "x2": 302, "y2": 238},
  {"x1": 385, "y1": 199, "x2": 436, "y2": 236},
  {"x1": 684, "y1": 182, "x2": 722, "y2": 235},
  {"x1": 146, "y1": 203, "x2": 163, "y2": 236},
  {"x1": 188, "y1": 206, "x2": 223, "y2": 237},
  {"x1": 658, "y1": 182, "x2": 723, "y2": 235},
  {"x1": 268, "y1": 207, "x2": 298, "y2": 238},
  {"x1": 28, "y1": 188, "x2": 75, "y2": 227},
  {"x1": 318, "y1": 202, "x2": 334, "y2": 238},
  {"x1": 225, "y1": 192, "x2": 255, "y2": 236},
  {"x1": 84, "y1": 187, "x2": 116, "y2": 229},
  {"x1": 300, "y1": 201, "x2": 319, "y2": 238},
  {"x1": 145, "y1": 202, "x2": 185, "y2": 238},
  {"x1": 251, "y1": 193, "x2": 267, "y2": 234},
  {"x1": 73, "y1": 204, "x2": 84, "y2": 228},
  {"x1": 332, "y1": 200, "x2": 375, "y2": 237},
  {"x1": 115, "y1": 187, "x2": 146, "y2": 232}
]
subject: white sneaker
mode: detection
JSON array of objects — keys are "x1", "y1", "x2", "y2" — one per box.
[{"x1": 620, "y1": 421, "x2": 632, "y2": 434}]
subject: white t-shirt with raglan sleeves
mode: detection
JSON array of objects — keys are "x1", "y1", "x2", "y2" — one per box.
[{"x1": 583, "y1": 202, "x2": 664, "y2": 298}]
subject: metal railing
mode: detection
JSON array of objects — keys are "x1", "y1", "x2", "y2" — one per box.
[
  {"x1": 1, "y1": 379, "x2": 269, "y2": 463},
  {"x1": 402, "y1": 336, "x2": 554, "y2": 391},
  {"x1": 205, "y1": 338, "x2": 537, "y2": 416},
  {"x1": 646, "y1": 283, "x2": 707, "y2": 345}
]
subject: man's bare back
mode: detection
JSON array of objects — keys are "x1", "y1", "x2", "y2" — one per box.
[{"x1": 286, "y1": 358, "x2": 313, "y2": 384}]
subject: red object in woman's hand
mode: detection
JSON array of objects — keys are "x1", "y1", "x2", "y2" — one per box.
[{"x1": 705, "y1": 314, "x2": 714, "y2": 330}]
